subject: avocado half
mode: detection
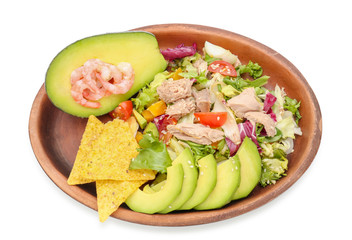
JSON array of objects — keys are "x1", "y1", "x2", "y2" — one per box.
[{"x1": 45, "y1": 31, "x2": 167, "y2": 117}]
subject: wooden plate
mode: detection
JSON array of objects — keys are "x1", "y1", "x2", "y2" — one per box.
[{"x1": 29, "y1": 24, "x2": 322, "y2": 226}]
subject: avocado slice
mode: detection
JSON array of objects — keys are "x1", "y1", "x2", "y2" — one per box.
[
  {"x1": 143, "y1": 122, "x2": 159, "y2": 138},
  {"x1": 231, "y1": 137, "x2": 262, "y2": 200},
  {"x1": 45, "y1": 32, "x2": 167, "y2": 117},
  {"x1": 179, "y1": 154, "x2": 217, "y2": 210},
  {"x1": 132, "y1": 109, "x2": 147, "y2": 129},
  {"x1": 143, "y1": 180, "x2": 166, "y2": 193},
  {"x1": 194, "y1": 155, "x2": 241, "y2": 210},
  {"x1": 125, "y1": 164, "x2": 183, "y2": 214},
  {"x1": 158, "y1": 148, "x2": 198, "y2": 213}
]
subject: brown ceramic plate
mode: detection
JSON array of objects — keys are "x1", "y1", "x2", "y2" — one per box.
[{"x1": 29, "y1": 24, "x2": 322, "y2": 226}]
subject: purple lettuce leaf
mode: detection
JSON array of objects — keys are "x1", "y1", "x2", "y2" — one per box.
[
  {"x1": 161, "y1": 43, "x2": 197, "y2": 61},
  {"x1": 238, "y1": 120, "x2": 262, "y2": 152}
]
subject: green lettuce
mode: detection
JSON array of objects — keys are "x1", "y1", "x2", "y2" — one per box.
[
  {"x1": 213, "y1": 139, "x2": 230, "y2": 162},
  {"x1": 129, "y1": 134, "x2": 172, "y2": 173},
  {"x1": 237, "y1": 61, "x2": 263, "y2": 79},
  {"x1": 223, "y1": 75, "x2": 269, "y2": 91},
  {"x1": 284, "y1": 96, "x2": 302, "y2": 124},
  {"x1": 276, "y1": 111, "x2": 298, "y2": 139},
  {"x1": 204, "y1": 53, "x2": 221, "y2": 64},
  {"x1": 183, "y1": 141, "x2": 216, "y2": 161},
  {"x1": 260, "y1": 149, "x2": 288, "y2": 187}
]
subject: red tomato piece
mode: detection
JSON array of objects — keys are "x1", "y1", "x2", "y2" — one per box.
[
  {"x1": 194, "y1": 112, "x2": 227, "y2": 128},
  {"x1": 208, "y1": 60, "x2": 237, "y2": 77},
  {"x1": 109, "y1": 100, "x2": 133, "y2": 121}
]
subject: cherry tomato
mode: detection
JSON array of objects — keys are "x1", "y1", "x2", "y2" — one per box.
[
  {"x1": 109, "y1": 100, "x2": 133, "y2": 121},
  {"x1": 194, "y1": 112, "x2": 227, "y2": 128},
  {"x1": 208, "y1": 60, "x2": 237, "y2": 77}
]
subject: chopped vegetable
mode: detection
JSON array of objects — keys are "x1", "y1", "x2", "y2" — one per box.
[
  {"x1": 225, "y1": 137, "x2": 239, "y2": 157},
  {"x1": 260, "y1": 151, "x2": 288, "y2": 187},
  {"x1": 183, "y1": 140, "x2": 216, "y2": 161},
  {"x1": 161, "y1": 43, "x2": 197, "y2": 61},
  {"x1": 223, "y1": 75, "x2": 269, "y2": 91},
  {"x1": 284, "y1": 96, "x2": 302, "y2": 124},
  {"x1": 263, "y1": 92, "x2": 277, "y2": 113},
  {"x1": 221, "y1": 84, "x2": 240, "y2": 98},
  {"x1": 129, "y1": 134, "x2": 172, "y2": 173},
  {"x1": 208, "y1": 60, "x2": 237, "y2": 77},
  {"x1": 238, "y1": 120, "x2": 261, "y2": 152},
  {"x1": 170, "y1": 68, "x2": 183, "y2": 80},
  {"x1": 153, "y1": 114, "x2": 178, "y2": 143},
  {"x1": 135, "y1": 131, "x2": 144, "y2": 143},
  {"x1": 204, "y1": 41, "x2": 238, "y2": 64},
  {"x1": 142, "y1": 109, "x2": 155, "y2": 122},
  {"x1": 194, "y1": 112, "x2": 227, "y2": 128},
  {"x1": 237, "y1": 60, "x2": 263, "y2": 79},
  {"x1": 147, "y1": 100, "x2": 167, "y2": 117},
  {"x1": 169, "y1": 137, "x2": 185, "y2": 155},
  {"x1": 109, "y1": 100, "x2": 133, "y2": 121},
  {"x1": 276, "y1": 111, "x2": 301, "y2": 139}
]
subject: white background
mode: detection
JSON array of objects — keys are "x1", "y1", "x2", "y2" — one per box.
[{"x1": 1, "y1": 0, "x2": 351, "y2": 239}]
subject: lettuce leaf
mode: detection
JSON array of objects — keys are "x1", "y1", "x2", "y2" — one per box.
[
  {"x1": 183, "y1": 141, "x2": 216, "y2": 161},
  {"x1": 161, "y1": 43, "x2": 197, "y2": 61},
  {"x1": 129, "y1": 134, "x2": 172, "y2": 173},
  {"x1": 177, "y1": 54, "x2": 208, "y2": 84},
  {"x1": 223, "y1": 75, "x2": 269, "y2": 91},
  {"x1": 276, "y1": 111, "x2": 298, "y2": 139},
  {"x1": 284, "y1": 96, "x2": 302, "y2": 124},
  {"x1": 237, "y1": 61, "x2": 263, "y2": 79},
  {"x1": 260, "y1": 156, "x2": 288, "y2": 187}
]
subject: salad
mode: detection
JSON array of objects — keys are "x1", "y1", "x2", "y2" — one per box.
[
  {"x1": 45, "y1": 31, "x2": 304, "y2": 220},
  {"x1": 110, "y1": 41, "x2": 302, "y2": 188}
]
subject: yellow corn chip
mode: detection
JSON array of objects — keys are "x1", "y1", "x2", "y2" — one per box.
[
  {"x1": 67, "y1": 116, "x2": 156, "y2": 222},
  {"x1": 79, "y1": 118, "x2": 155, "y2": 181},
  {"x1": 67, "y1": 115, "x2": 104, "y2": 185},
  {"x1": 96, "y1": 180, "x2": 146, "y2": 222}
]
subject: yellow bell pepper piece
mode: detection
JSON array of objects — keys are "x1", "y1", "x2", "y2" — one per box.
[
  {"x1": 147, "y1": 101, "x2": 167, "y2": 117},
  {"x1": 135, "y1": 131, "x2": 144, "y2": 143},
  {"x1": 142, "y1": 109, "x2": 155, "y2": 122},
  {"x1": 171, "y1": 68, "x2": 183, "y2": 80}
]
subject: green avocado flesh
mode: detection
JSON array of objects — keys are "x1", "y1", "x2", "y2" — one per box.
[
  {"x1": 231, "y1": 137, "x2": 262, "y2": 200},
  {"x1": 179, "y1": 154, "x2": 217, "y2": 210},
  {"x1": 45, "y1": 32, "x2": 167, "y2": 117},
  {"x1": 159, "y1": 148, "x2": 198, "y2": 213},
  {"x1": 125, "y1": 164, "x2": 183, "y2": 214},
  {"x1": 195, "y1": 155, "x2": 241, "y2": 210}
]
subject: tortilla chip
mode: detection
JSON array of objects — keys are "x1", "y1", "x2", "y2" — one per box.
[
  {"x1": 67, "y1": 115, "x2": 104, "y2": 185},
  {"x1": 96, "y1": 179, "x2": 146, "y2": 222},
  {"x1": 67, "y1": 116, "x2": 156, "y2": 222},
  {"x1": 79, "y1": 118, "x2": 155, "y2": 181}
]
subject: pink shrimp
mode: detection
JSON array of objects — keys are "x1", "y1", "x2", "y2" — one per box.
[
  {"x1": 70, "y1": 59, "x2": 134, "y2": 108},
  {"x1": 99, "y1": 62, "x2": 134, "y2": 95},
  {"x1": 70, "y1": 80, "x2": 101, "y2": 108},
  {"x1": 70, "y1": 66, "x2": 84, "y2": 84}
]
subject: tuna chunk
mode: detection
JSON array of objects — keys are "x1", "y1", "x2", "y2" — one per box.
[
  {"x1": 166, "y1": 97, "x2": 196, "y2": 119},
  {"x1": 156, "y1": 78, "x2": 193, "y2": 103},
  {"x1": 167, "y1": 123, "x2": 224, "y2": 145},
  {"x1": 227, "y1": 87, "x2": 262, "y2": 118},
  {"x1": 244, "y1": 111, "x2": 276, "y2": 137},
  {"x1": 192, "y1": 88, "x2": 211, "y2": 112}
]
